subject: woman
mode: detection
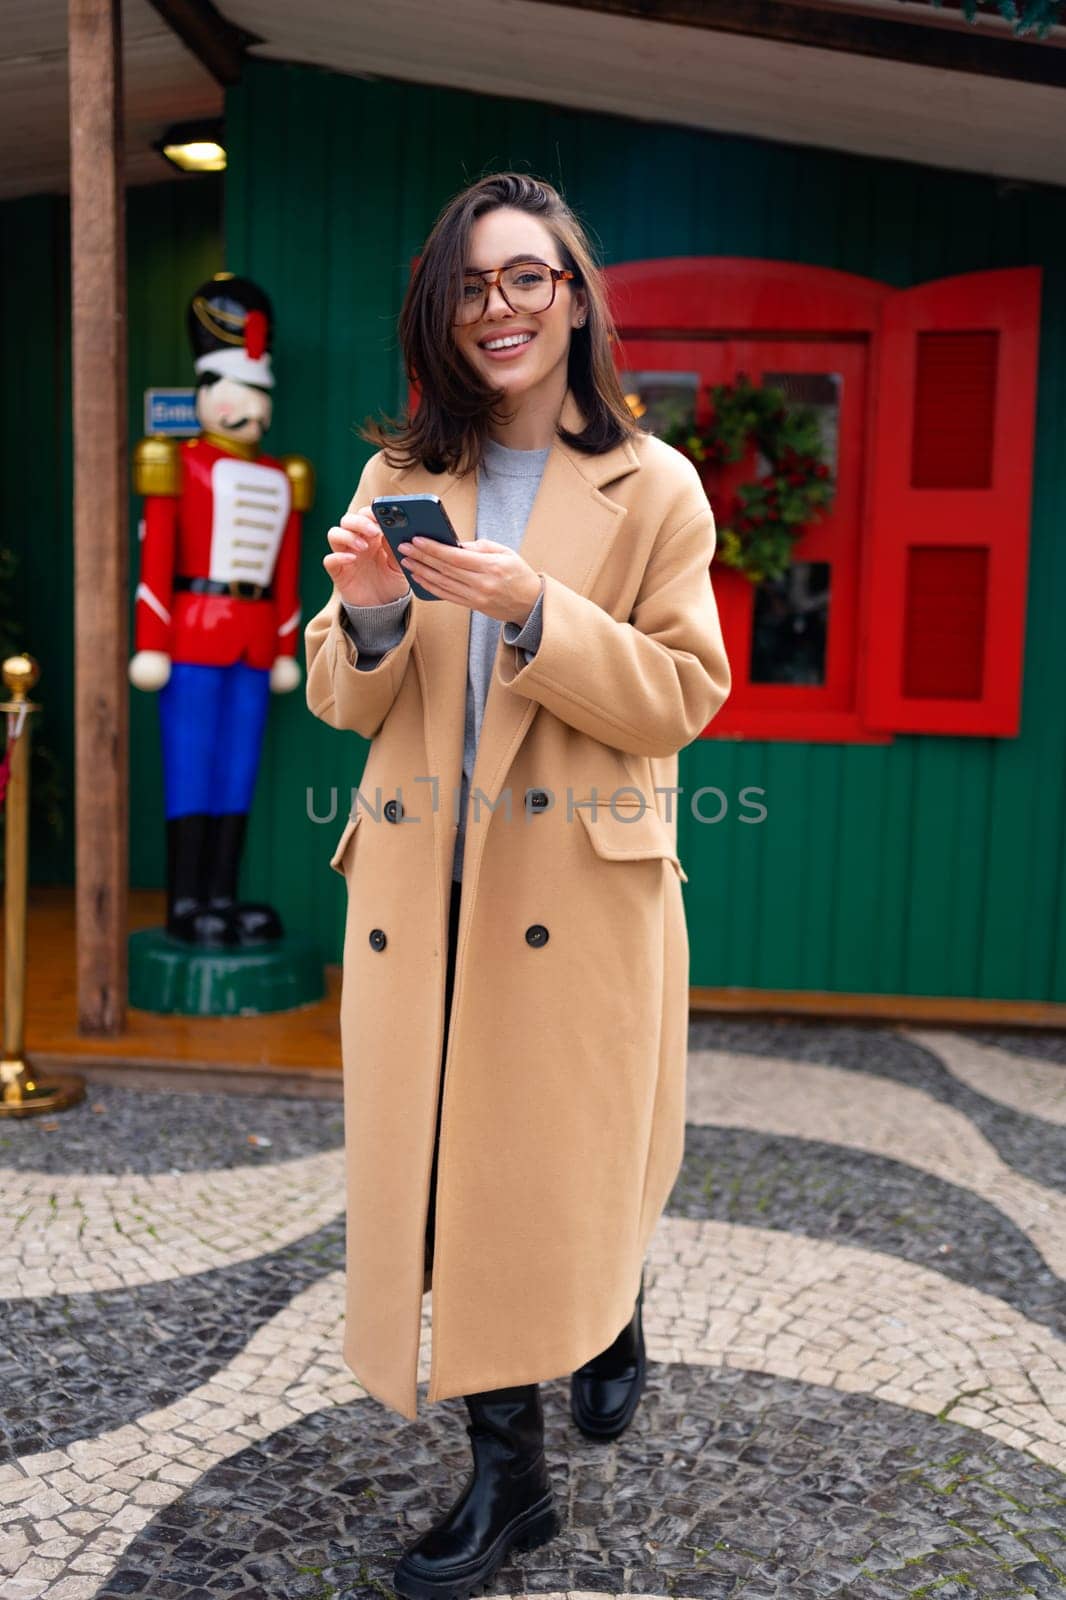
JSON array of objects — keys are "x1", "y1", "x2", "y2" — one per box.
[{"x1": 304, "y1": 172, "x2": 730, "y2": 1598}]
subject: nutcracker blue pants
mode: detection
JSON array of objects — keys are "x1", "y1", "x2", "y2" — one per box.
[{"x1": 158, "y1": 661, "x2": 272, "y2": 819}]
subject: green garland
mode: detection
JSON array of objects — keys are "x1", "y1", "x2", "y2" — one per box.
[
  {"x1": 658, "y1": 375, "x2": 835, "y2": 584},
  {"x1": 928, "y1": 0, "x2": 1062, "y2": 37}
]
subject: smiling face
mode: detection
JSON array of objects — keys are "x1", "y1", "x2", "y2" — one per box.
[{"x1": 452, "y1": 207, "x2": 588, "y2": 411}]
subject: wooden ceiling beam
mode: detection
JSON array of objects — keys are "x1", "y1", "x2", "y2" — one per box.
[
  {"x1": 141, "y1": 0, "x2": 259, "y2": 88},
  {"x1": 523, "y1": 0, "x2": 1066, "y2": 89}
]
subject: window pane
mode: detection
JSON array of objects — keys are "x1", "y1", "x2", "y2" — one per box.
[
  {"x1": 750, "y1": 562, "x2": 831, "y2": 686},
  {"x1": 618, "y1": 370, "x2": 699, "y2": 436},
  {"x1": 759, "y1": 371, "x2": 842, "y2": 501}
]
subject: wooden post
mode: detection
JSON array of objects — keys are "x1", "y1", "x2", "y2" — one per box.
[{"x1": 68, "y1": 0, "x2": 128, "y2": 1033}]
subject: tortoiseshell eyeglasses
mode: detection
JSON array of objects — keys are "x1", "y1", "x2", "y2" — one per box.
[{"x1": 454, "y1": 259, "x2": 576, "y2": 325}]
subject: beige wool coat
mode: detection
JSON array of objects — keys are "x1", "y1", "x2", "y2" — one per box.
[{"x1": 304, "y1": 388, "x2": 731, "y2": 1420}]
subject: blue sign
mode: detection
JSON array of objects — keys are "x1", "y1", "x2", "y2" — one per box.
[{"x1": 144, "y1": 388, "x2": 199, "y2": 436}]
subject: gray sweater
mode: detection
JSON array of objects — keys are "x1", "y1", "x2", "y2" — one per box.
[{"x1": 340, "y1": 436, "x2": 550, "y2": 880}]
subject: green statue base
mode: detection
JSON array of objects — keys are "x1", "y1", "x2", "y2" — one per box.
[{"x1": 128, "y1": 929, "x2": 324, "y2": 1016}]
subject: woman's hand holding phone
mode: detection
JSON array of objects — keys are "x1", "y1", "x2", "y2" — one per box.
[{"x1": 324, "y1": 507, "x2": 411, "y2": 607}]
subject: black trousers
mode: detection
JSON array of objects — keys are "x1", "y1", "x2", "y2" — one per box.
[{"x1": 424, "y1": 876, "x2": 464, "y2": 1276}]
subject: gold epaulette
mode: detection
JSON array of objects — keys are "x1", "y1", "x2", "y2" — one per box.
[
  {"x1": 133, "y1": 436, "x2": 182, "y2": 496},
  {"x1": 280, "y1": 453, "x2": 315, "y2": 512}
]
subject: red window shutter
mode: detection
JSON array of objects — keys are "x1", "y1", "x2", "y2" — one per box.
[{"x1": 861, "y1": 268, "x2": 1041, "y2": 737}]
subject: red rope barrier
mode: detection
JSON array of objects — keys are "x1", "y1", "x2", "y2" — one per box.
[{"x1": 0, "y1": 705, "x2": 28, "y2": 811}]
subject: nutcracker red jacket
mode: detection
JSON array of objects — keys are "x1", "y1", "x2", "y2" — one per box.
[{"x1": 133, "y1": 435, "x2": 304, "y2": 670}]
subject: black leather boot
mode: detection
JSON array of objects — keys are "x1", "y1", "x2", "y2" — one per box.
[
  {"x1": 570, "y1": 1268, "x2": 646, "y2": 1439},
  {"x1": 392, "y1": 1384, "x2": 561, "y2": 1600},
  {"x1": 165, "y1": 814, "x2": 236, "y2": 946},
  {"x1": 203, "y1": 811, "x2": 284, "y2": 943}
]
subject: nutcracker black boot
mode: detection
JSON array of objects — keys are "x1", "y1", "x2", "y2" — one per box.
[
  {"x1": 570, "y1": 1267, "x2": 646, "y2": 1439},
  {"x1": 165, "y1": 813, "x2": 235, "y2": 946},
  {"x1": 392, "y1": 1384, "x2": 561, "y2": 1600},
  {"x1": 203, "y1": 811, "x2": 284, "y2": 943}
]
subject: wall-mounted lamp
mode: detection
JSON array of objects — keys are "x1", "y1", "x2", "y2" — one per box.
[{"x1": 155, "y1": 118, "x2": 226, "y2": 174}]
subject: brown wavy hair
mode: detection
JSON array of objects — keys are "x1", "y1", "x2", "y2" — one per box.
[{"x1": 360, "y1": 172, "x2": 640, "y2": 475}]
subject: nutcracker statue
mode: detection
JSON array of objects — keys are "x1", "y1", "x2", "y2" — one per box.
[{"x1": 130, "y1": 273, "x2": 314, "y2": 949}]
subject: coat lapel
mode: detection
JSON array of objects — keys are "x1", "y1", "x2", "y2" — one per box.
[{"x1": 390, "y1": 389, "x2": 641, "y2": 864}]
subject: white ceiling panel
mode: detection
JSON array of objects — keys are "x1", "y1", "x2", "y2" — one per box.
[
  {"x1": 0, "y1": 0, "x2": 1062, "y2": 201},
  {"x1": 225, "y1": 0, "x2": 1066, "y2": 189},
  {"x1": 0, "y1": 0, "x2": 219, "y2": 201}
]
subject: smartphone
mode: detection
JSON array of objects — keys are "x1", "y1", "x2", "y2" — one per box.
[{"x1": 371, "y1": 494, "x2": 461, "y2": 603}]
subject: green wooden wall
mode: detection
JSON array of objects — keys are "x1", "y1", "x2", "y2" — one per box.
[
  {"x1": 0, "y1": 195, "x2": 74, "y2": 882},
  {"x1": 1, "y1": 176, "x2": 223, "y2": 887}
]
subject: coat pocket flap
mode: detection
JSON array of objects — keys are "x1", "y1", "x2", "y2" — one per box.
[
  {"x1": 575, "y1": 802, "x2": 688, "y2": 882},
  {"x1": 329, "y1": 810, "x2": 364, "y2": 875}
]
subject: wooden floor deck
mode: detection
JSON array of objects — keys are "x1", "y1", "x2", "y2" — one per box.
[{"x1": 8, "y1": 888, "x2": 345, "y2": 1097}]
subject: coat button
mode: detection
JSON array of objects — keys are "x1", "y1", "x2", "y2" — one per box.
[
  {"x1": 525, "y1": 924, "x2": 549, "y2": 947},
  {"x1": 384, "y1": 798, "x2": 404, "y2": 823},
  {"x1": 369, "y1": 928, "x2": 387, "y2": 951},
  {"x1": 526, "y1": 788, "x2": 549, "y2": 810}
]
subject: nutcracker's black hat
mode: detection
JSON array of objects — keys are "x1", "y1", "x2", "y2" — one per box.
[{"x1": 187, "y1": 273, "x2": 275, "y2": 389}]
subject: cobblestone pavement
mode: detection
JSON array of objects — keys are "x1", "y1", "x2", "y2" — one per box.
[{"x1": 1, "y1": 1020, "x2": 1064, "y2": 1599}]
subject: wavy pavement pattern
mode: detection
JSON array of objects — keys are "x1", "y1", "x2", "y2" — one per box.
[
  {"x1": 0, "y1": 1085, "x2": 345, "y2": 1177},
  {"x1": 3, "y1": 1130, "x2": 1062, "y2": 1464},
  {"x1": 5, "y1": 1044, "x2": 1062, "y2": 1303},
  {"x1": 670, "y1": 1125, "x2": 1065, "y2": 1341},
  {"x1": 2, "y1": 1212, "x2": 1065, "y2": 1598},
  {"x1": 3, "y1": 1038, "x2": 1064, "y2": 1472},
  {"x1": 99, "y1": 1365, "x2": 1064, "y2": 1599},
  {"x1": 646, "y1": 1217, "x2": 1066, "y2": 1465},
  {"x1": 0, "y1": 1273, "x2": 386, "y2": 1599},
  {"x1": 684, "y1": 1049, "x2": 1066, "y2": 1280},
  {"x1": 687, "y1": 1019, "x2": 1066, "y2": 1192},
  {"x1": 0, "y1": 1218, "x2": 346, "y2": 1459},
  {"x1": 2, "y1": 1027, "x2": 1065, "y2": 1598},
  {"x1": 0, "y1": 1149, "x2": 347, "y2": 1298},
  {"x1": 5, "y1": 1114, "x2": 1063, "y2": 1461},
  {"x1": 910, "y1": 1028, "x2": 1066, "y2": 1127}
]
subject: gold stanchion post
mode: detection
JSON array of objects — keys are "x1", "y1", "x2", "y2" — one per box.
[{"x1": 1, "y1": 655, "x2": 85, "y2": 1116}]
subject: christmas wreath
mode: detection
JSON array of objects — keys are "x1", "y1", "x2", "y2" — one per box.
[{"x1": 647, "y1": 374, "x2": 835, "y2": 583}]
